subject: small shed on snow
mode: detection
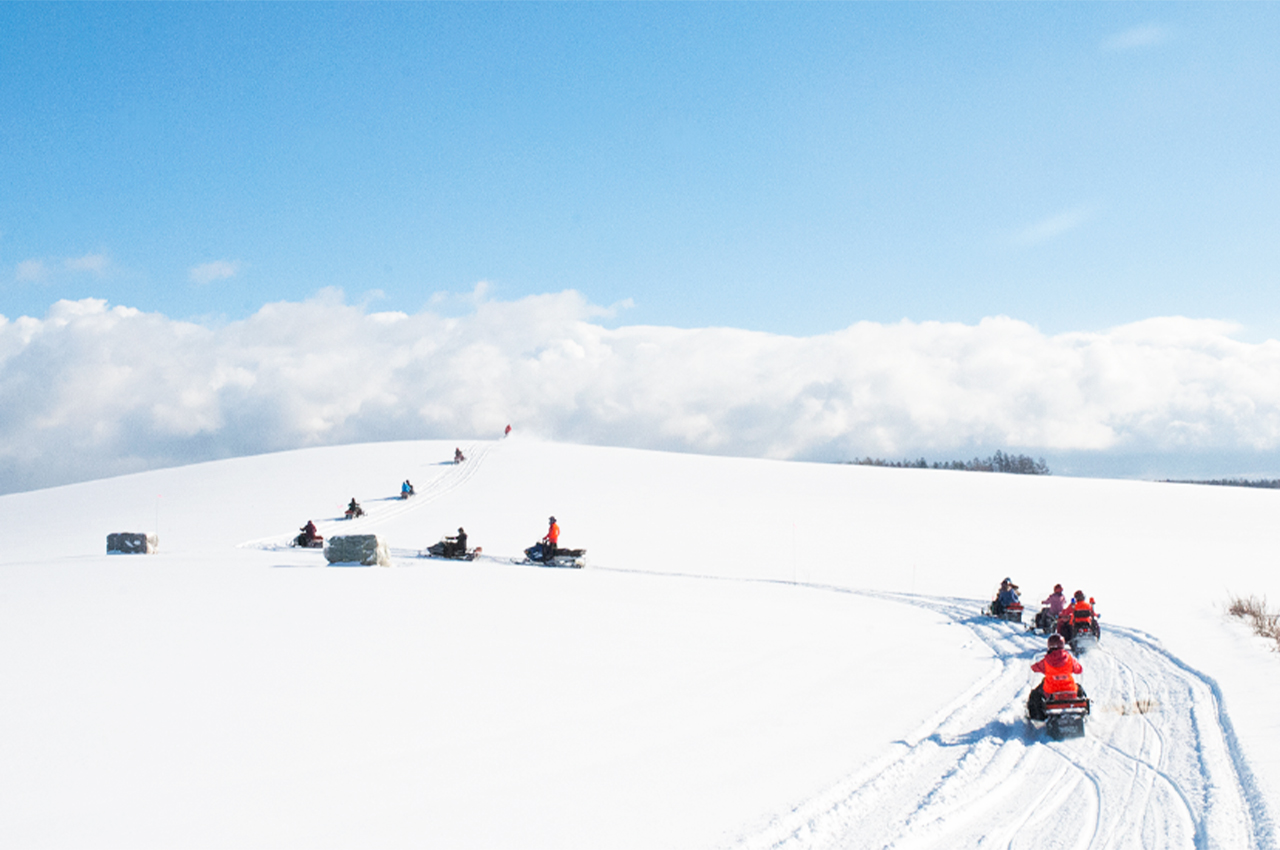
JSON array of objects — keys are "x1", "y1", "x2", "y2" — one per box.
[{"x1": 107, "y1": 533, "x2": 158, "y2": 554}]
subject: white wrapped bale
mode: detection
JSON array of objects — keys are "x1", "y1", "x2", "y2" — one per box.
[
  {"x1": 324, "y1": 534, "x2": 390, "y2": 567},
  {"x1": 107, "y1": 533, "x2": 158, "y2": 554}
]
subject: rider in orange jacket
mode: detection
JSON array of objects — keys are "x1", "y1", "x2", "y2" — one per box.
[
  {"x1": 1058, "y1": 590, "x2": 1099, "y2": 640},
  {"x1": 537, "y1": 516, "x2": 560, "y2": 562},
  {"x1": 1028, "y1": 634, "x2": 1086, "y2": 720}
]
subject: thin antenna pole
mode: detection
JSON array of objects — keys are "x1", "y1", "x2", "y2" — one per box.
[{"x1": 792, "y1": 520, "x2": 797, "y2": 585}]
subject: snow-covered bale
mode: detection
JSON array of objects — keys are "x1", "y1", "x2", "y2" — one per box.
[
  {"x1": 106, "y1": 532, "x2": 158, "y2": 554},
  {"x1": 324, "y1": 534, "x2": 390, "y2": 567}
]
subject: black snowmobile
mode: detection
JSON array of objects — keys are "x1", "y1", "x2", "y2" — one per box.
[
  {"x1": 522, "y1": 541, "x2": 586, "y2": 569},
  {"x1": 1028, "y1": 687, "x2": 1090, "y2": 740},
  {"x1": 1029, "y1": 607, "x2": 1058, "y2": 634},
  {"x1": 422, "y1": 532, "x2": 481, "y2": 561}
]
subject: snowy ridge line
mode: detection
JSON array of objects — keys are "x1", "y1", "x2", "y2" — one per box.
[
  {"x1": 235, "y1": 441, "x2": 494, "y2": 550},
  {"x1": 593, "y1": 570, "x2": 1272, "y2": 849}
]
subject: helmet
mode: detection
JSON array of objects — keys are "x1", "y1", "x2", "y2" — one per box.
[
  {"x1": 1074, "y1": 590, "x2": 1085, "y2": 601},
  {"x1": 549, "y1": 516, "x2": 557, "y2": 523},
  {"x1": 1047, "y1": 634, "x2": 1065, "y2": 650},
  {"x1": 1054, "y1": 584, "x2": 1063, "y2": 593},
  {"x1": 458, "y1": 527, "x2": 465, "y2": 533}
]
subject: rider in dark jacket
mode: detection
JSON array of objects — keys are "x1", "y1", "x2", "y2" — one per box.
[
  {"x1": 992, "y1": 578, "x2": 1020, "y2": 616},
  {"x1": 448, "y1": 527, "x2": 467, "y2": 556}
]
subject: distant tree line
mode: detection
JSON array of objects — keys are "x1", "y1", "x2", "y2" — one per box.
[
  {"x1": 846, "y1": 450, "x2": 1050, "y2": 475},
  {"x1": 1162, "y1": 478, "x2": 1280, "y2": 489}
]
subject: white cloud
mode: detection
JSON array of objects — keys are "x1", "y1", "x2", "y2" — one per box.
[
  {"x1": 1102, "y1": 24, "x2": 1171, "y2": 52},
  {"x1": 16, "y1": 253, "x2": 111, "y2": 282},
  {"x1": 2, "y1": 292, "x2": 1280, "y2": 493},
  {"x1": 15, "y1": 259, "x2": 48, "y2": 282},
  {"x1": 1014, "y1": 206, "x2": 1093, "y2": 245},
  {"x1": 64, "y1": 253, "x2": 110, "y2": 274},
  {"x1": 189, "y1": 260, "x2": 241, "y2": 285}
]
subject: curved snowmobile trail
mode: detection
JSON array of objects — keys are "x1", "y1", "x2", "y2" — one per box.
[
  {"x1": 344, "y1": 441, "x2": 494, "y2": 531},
  {"x1": 729, "y1": 590, "x2": 1275, "y2": 850},
  {"x1": 238, "y1": 441, "x2": 495, "y2": 550}
]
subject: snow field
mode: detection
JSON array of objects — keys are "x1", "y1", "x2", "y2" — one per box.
[
  {"x1": 1, "y1": 436, "x2": 1278, "y2": 848},
  {"x1": 0, "y1": 551, "x2": 988, "y2": 848},
  {"x1": 735, "y1": 593, "x2": 1269, "y2": 849}
]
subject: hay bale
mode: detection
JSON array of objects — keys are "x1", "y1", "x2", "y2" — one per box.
[
  {"x1": 324, "y1": 534, "x2": 390, "y2": 567},
  {"x1": 107, "y1": 533, "x2": 158, "y2": 554}
]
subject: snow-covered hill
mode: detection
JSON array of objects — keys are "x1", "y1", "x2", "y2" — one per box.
[{"x1": 1, "y1": 436, "x2": 1277, "y2": 848}]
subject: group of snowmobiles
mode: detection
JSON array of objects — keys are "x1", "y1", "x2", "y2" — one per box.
[
  {"x1": 419, "y1": 517, "x2": 584, "y2": 567},
  {"x1": 289, "y1": 479, "x2": 585, "y2": 568},
  {"x1": 985, "y1": 579, "x2": 1101, "y2": 652},
  {"x1": 984, "y1": 577, "x2": 1101, "y2": 740}
]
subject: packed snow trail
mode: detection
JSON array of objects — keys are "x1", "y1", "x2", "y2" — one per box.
[{"x1": 726, "y1": 590, "x2": 1273, "y2": 850}]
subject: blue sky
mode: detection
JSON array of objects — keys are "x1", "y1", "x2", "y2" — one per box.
[
  {"x1": 4, "y1": 3, "x2": 1278, "y2": 337},
  {"x1": 5, "y1": 3, "x2": 1280, "y2": 492}
]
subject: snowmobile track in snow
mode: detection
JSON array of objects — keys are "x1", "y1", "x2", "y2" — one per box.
[
  {"x1": 725, "y1": 588, "x2": 1275, "y2": 850},
  {"x1": 238, "y1": 441, "x2": 494, "y2": 551}
]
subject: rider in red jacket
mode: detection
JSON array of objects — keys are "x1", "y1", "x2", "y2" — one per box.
[
  {"x1": 1028, "y1": 634, "x2": 1086, "y2": 720},
  {"x1": 536, "y1": 516, "x2": 560, "y2": 562},
  {"x1": 1058, "y1": 590, "x2": 1099, "y2": 640}
]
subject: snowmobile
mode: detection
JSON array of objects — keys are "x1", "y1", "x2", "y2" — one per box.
[
  {"x1": 521, "y1": 541, "x2": 586, "y2": 569},
  {"x1": 1029, "y1": 606, "x2": 1058, "y2": 634},
  {"x1": 1030, "y1": 689, "x2": 1090, "y2": 740},
  {"x1": 291, "y1": 521, "x2": 324, "y2": 548},
  {"x1": 292, "y1": 531, "x2": 324, "y2": 548},
  {"x1": 1068, "y1": 619, "x2": 1101, "y2": 655},
  {"x1": 422, "y1": 539, "x2": 482, "y2": 561},
  {"x1": 344, "y1": 502, "x2": 364, "y2": 519},
  {"x1": 985, "y1": 598, "x2": 1024, "y2": 623},
  {"x1": 399, "y1": 483, "x2": 415, "y2": 500}
]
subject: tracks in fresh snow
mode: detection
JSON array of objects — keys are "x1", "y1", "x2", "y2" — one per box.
[
  {"x1": 729, "y1": 590, "x2": 1275, "y2": 850},
  {"x1": 238, "y1": 442, "x2": 494, "y2": 550}
]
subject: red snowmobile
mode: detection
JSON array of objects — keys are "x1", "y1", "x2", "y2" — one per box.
[{"x1": 292, "y1": 522, "x2": 323, "y2": 549}]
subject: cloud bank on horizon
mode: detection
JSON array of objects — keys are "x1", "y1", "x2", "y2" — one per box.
[{"x1": 2, "y1": 292, "x2": 1280, "y2": 494}]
